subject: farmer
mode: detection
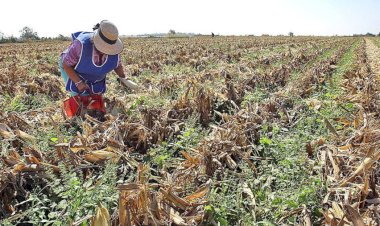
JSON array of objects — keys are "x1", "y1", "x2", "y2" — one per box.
[
  {"x1": 59, "y1": 20, "x2": 129, "y2": 117},
  {"x1": 59, "y1": 20, "x2": 126, "y2": 96}
]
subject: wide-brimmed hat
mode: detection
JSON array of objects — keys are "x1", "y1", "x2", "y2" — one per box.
[{"x1": 93, "y1": 20, "x2": 123, "y2": 55}]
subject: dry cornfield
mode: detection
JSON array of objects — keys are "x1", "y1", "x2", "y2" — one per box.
[{"x1": 1, "y1": 36, "x2": 380, "y2": 225}]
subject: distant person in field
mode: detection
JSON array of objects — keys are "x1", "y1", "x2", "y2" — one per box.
[{"x1": 59, "y1": 20, "x2": 126, "y2": 96}]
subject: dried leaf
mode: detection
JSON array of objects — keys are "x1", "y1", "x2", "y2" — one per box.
[
  {"x1": 338, "y1": 144, "x2": 352, "y2": 151},
  {"x1": 340, "y1": 150, "x2": 380, "y2": 186},
  {"x1": 336, "y1": 118, "x2": 351, "y2": 127},
  {"x1": 343, "y1": 205, "x2": 365, "y2": 226},
  {"x1": 13, "y1": 163, "x2": 39, "y2": 172},
  {"x1": 82, "y1": 121, "x2": 94, "y2": 137},
  {"x1": 302, "y1": 205, "x2": 312, "y2": 226},
  {"x1": 160, "y1": 188, "x2": 191, "y2": 210},
  {"x1": 84, "y1": 150, "x2": 119, "y2": 163},
  {"x1": 306, "y1": 142, "x2": 313, "y2": 158},
  {"x1": 118, "y1": 190, "x2": 131, "y2": 226},
  {"x1": 27, "y1": 156, "x2": 40, "y2": 164},
  {"x1": 70, "y1": 146, "x2": 86, "y2": 153},
  {"x1": 169, "y1": 208, "x2": 187, "y2": 226},
  {"x1": 328, "y1": 150, "x2": 340, "y2": 179},
  {"x1": 225, "y1": 155, "x2": 237, "y2": 169},
  {"x1": 15, "y1": 130, "x2": 36, "y2": 142},
  {"x1": 0, "y1": 123, "x2": 15, "y2": 139},
  {"x1": 92, "y1": 203, "x2": 110, "y2": 226},
  {"x1": 324, "y1": 118, "x2": 339, "y2": 137},
  {"x1": 3, "y1": 150, "x2": 21, "y2": 166},
  {"x1": 242, "y1": 182, "x2": 256, "y2": 208},
  {"x1": 185, "y1": 183, "x2": 210, "y2": 202},
  {"x1": 180, "y1": 151, "x2": 199, "y2": 165},
  {"x1": 317, "y1": 137, "x2": 325, "y2": 146},
  {"x1": 331, "y1": 202, "x2": 344, "y2": 219}
]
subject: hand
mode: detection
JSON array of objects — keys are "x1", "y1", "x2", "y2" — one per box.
[
  {"x1": 117, "y1": 77, "x2": 126, "y2": 83},
  {"x1": 118, "y1": 77, "x2": 139, "y2": 91},
  {"x1": 76, "y1": 82, "x2": 90, "y2": 93},
  {"x1": 114, "y1": 64, "x2": 127, "y2": 79},
  {"x1": 117, "y1": 77, "x2": 128, "y2": 86}
]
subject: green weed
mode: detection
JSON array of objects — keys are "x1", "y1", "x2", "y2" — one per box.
[
  {"x1": 4, "y1": 163, "x2": 121, "y2": 225},
  {"x1": 4, "y1": 93, "x2": 53, "y2": 112}
]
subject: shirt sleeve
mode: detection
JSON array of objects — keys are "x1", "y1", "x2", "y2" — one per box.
[
  {"x1": 117, "y1": 54, "x2": 123, "y2": 68},
  {"x1": 62, "y1": 40, "x2": 82, "y2": 67}
]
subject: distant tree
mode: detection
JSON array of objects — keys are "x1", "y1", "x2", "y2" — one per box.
[
  {"x1": 8, "y1": 35, "x2": 18, "y2": 43},
  {"x1": 40, "y1": 37, "x2": 52, "y2": 41},
  {"x1": 365, "y1": 32, "x2": 375, "y2": 37},
  {"x1": 0, "y1": 31, "x2": 5, "y2": 43},
  {"x1": 168, "y1": 29, "x2": 176, "y2": 35},
  {"x1": 378, "y1": 32, "x2": 380, "y2": 37},
  {"x1": 19, "y1": 26, "x2": 39, "y2": 40},
  {"x1": 211, "y1": 32, "x2": 215, "y2": 38},
  {"x1": 289, "y1": 32, "x2": 294, "y2": 37},
  {"x1": 56, "y1": 34, "x2": 70, "y2": 41}
]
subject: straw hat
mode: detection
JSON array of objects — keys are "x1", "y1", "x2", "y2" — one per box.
[{"x1": 93, "y1": 20, "x2": 123, "y2": 55}]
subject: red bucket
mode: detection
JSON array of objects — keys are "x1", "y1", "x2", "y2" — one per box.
[{"x1": 63, "y1": 94, "x2": 106, "y2": 118}]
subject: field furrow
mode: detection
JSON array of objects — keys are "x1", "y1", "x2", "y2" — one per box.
[{"x1": 1, "y1": 37, "x2": 379, "y2": 225}]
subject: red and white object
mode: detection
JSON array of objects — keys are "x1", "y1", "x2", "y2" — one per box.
[{"x1": 63, "y1": 94, "x2": 106, "y2": 118}]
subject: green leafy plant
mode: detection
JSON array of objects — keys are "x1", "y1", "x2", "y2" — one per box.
[{"x1": 5, "y1": 163, "x2": 120, "y2": 225}]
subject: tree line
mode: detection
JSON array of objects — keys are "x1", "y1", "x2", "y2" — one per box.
[
  {"x1": 353, "y1": 32, "x2": 380, "y2": 37},
  {"x1": 0, "y1": 26, "x2": 70, "y2": 43},
  {"x1": 1, "y1": 27, "x2": 380, "y2": 43}
]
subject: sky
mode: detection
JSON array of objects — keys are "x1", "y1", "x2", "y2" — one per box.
[{"x1": 0, "y1": 0, "x2": 379, "y2": 37}]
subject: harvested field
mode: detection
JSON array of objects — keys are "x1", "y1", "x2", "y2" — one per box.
[{"x1": 1, "y1": 36, "x2": 380, "y2": 225}]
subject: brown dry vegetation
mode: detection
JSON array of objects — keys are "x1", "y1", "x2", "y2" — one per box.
[{"x1": 1, "y1": 36, "x2": 380, "y2": 225}]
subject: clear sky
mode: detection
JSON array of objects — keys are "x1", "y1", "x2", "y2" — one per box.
[{"x1": 1, "y1": 0, "x2": 379, "y2": 37}]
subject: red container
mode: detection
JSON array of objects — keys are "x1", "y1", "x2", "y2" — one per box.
[{"x1": 63, "y1": 94, "x2": 106, "y2": 117}]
